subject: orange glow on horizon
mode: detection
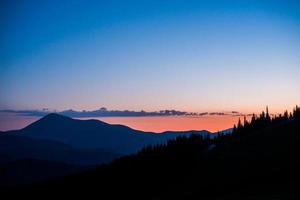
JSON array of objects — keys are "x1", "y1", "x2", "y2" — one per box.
[{"x1": 85, "y1": 115, "x2": 252, "y2": 133}]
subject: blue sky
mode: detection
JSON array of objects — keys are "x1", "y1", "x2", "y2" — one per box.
[{"x1": 1, "y1": 0, "x2": 300, "y2": 113}]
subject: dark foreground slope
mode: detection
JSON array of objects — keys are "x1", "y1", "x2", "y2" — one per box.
[
  {"x1": 0, "y1": 159, "x2": 83, "y2": 188},
  {"x1": 0, "y1": 134, "x2": 120, "y2": 165},
  {"x1": 13, "y1": 108, "x2": 300, "y2": 200}
]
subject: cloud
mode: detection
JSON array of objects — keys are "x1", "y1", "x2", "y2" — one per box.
[
  {"x1": 0, "y1": 108, "x2": 190, "y2": 118},
  {"x1": 0, "y1": 108, "x2": 247, "y2": 118},
  {"x1": 209, "y1": 112, "x2": 225, "y2": 116}
]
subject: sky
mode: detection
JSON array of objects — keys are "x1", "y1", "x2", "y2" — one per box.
[{"x1": 1, "y1": 0, "x2": 300, "y2": 114}]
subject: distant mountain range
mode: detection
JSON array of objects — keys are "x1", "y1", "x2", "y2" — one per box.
[
  {"x1": 0, "y1": 113, "x2": 229, "y2": 186},
  {"x1": 3, "y1": 113, "x2": 215, "y2": 155}
]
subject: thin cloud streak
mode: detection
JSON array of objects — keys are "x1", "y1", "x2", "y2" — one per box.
[{"x1": 0, "y1": 108, "x2": 247, "y2": 118}]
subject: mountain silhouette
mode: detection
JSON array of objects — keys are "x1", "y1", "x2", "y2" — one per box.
[
  {"x1": 15, "y1": 107, "x2": 300, "y2": 199},
  {"x1": 4, "y1": 113, "x2": 211, "y2": 154},
  {"x1": 0, "y1": 113, "x2": 227, "y2": 189}
]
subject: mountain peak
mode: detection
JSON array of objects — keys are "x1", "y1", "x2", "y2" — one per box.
[
  {"x1": 22, "y1": 113, "x2": 74, "y2": 131},
  {"x1": 42, "y1": 113, "x2": 71, "y2": 121}
]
